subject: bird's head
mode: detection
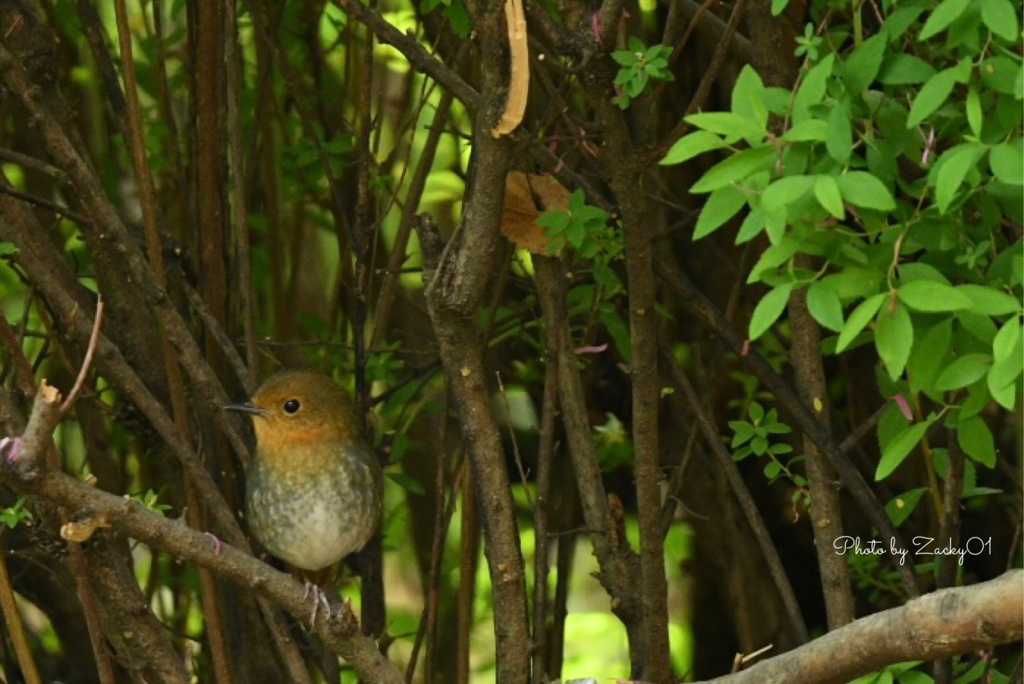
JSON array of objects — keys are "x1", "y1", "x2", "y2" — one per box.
[{"x1": 225, "y1": 370, "x2": 362, "y2": 460}]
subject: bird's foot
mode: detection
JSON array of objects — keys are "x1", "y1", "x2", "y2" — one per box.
[{"x1": 303, "y1": 581, "x2": 331, "y2": 626}]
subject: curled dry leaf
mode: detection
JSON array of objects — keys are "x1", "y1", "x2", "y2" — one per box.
[
  {"x1": 501, "y1": 171, "x2": 571, "y2": 254},
  {"x1": 60, "y1": 513, "x2": 111, "y2": 542},
  {"x1": 490, "y1": 0, "x2": 529, "y2": 137}
]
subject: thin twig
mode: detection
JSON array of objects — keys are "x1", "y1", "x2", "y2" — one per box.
[
  {"x1": 0, "y1": 147, "x2": 68, "y2": 182},
  {"x1": 0, "y1": 539, "x2": 42, "y2": 684},
  {"x1": 495, "y1": 371, "x2": 534, "y2": 507},
  {"x1": 0, "y1": 184, "x2": 89, "y2": 224},
  {"x1": 647, "y1": 0, "x2": 748, "y2": 163},
  {"x1": 60, "y1": 296, "x2": 104, "y2": 415},
  {"x1": 662, "y1": 344, "x2": 809, "y2": 644},
  {"x1": 657, "y1": 257, "x2": 921, "y2": 597},
  {"x1": 225, "y1": 0, "x2": 258, "y2": 392},
  {"x1": 328, "y1": 0, "x2": 479, "y2": 109}
]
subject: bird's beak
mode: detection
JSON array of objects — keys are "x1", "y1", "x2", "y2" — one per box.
[{"x1": 223, "y1": 401, "x2": 268, "y2": 417}]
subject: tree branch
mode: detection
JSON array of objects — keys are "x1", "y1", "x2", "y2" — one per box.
[
  {"x1": 0, "y1": 462, "x2": 405, "y2": 684},
  {"x1": 700, "y1": 570, "x2": 1023, "y2": 684},
  {"x1": 329, "y1": 0, "x2": 480, "y2": 109}
]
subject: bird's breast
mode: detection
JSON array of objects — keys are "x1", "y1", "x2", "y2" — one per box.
[{"x1": 245, "y1": 445, "x2": 381, "y2": 571}]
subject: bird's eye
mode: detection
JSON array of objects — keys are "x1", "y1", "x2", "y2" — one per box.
[{"x1": 283, "y1": 399, "x2": 301, "y2": 414}]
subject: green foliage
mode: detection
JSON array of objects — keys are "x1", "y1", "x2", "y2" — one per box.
[
  {"x1": 662, "y1": 0, "x2": 1023, "y2": 485},
  {"x1": 594, "y1": 412, "x2": 634, "y2": 469},
  {"x1": 0, "y1": 497, "x2": 31, "y2": 529},
  {"x1": 538, "y1": 190, "x2": 631, "y2": 360},
  {"x1": 537, "y1": 189, "x2": 612, "y2": 256},
  {"x1": 729, "y1": 402, "x2": 807, "y2": 503},
  {"x1": 848, "y1": 660, "x2": 928, "y2": 684},
  {"x1": 611, "y1": 37, "x2": 674, "y2": 109},
  {"x1": 135, "y1": 489, "x2": 172, "y2": 515}
]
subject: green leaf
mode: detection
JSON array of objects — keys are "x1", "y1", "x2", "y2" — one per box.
[
  {"x1": 935, "y1": 353, "x2": 993, "y2": 391},
  {"x1": 907, "y1": 67, "x2": 960, "y2": 128},
  {"x1": 993, "y1": 319, "x2": 1022, "y2": 362},
  {"x1": 823, "y1": 268, "x2": 883, "y2": 300},
  {"x1": 886, "y1": 488, "x2": 928, "y2": 527},
  {"x1": 989, "y1": 139, "x2": 1024, "y2": 185},
  {"x1": 876, "y1": 419, "x2": 932, "y2": 480},
  {"x1": 730, "y1": 420, "x2": 755, "y2": 446},
  {"x1": 876, "y1": 303, "x2": 914, "y2": 381},
  {"x1": 842, "y1": 33, "x2": 887, "y2": 93},
  {"x1": 883, "y1": 6, "x2": 928, "y2": 41},
  {"x1": 898, "y1": 281, "x2": 973, "y2": 311},
  {"x1": 792, "y1": 54, "x2": 835, "y2": 124},
  {"x1": 762, "y1": 175, "x2": 815, "y2": 211},
  {"x1": 878, "y1": 54, "x2": 936, "y2": 85},
  {"x1": 980, "y1": 56, "x2": 1020, "y2": 94},
  {"x1": 807, "y1": 280, "x2": 845, "y2": 332},
  {"x1": 660, "y1": 130, "x2": 729, "y2": 165},
  {"x1": 736, "y1": 206, "x2": 765, "y2": 243},
  {"x1": 749, "y1": 283, "x2": 794, "y2": 340},
  {"x1": 684, "y1": 112, "x2": 765, "y2": 141},
  {"x1": 771, "y1": 0, "x2": 790, "y2": 16},
  {"x1": 958, "y1": 310, "x2": 998, "y2": 344},
  {"x1": 837, "y1": 171, "x2": 896, "y2": 211},
  {"x1": 987, "y1": 328, "x2": 1023, "y2": 408},
  {"x1": 981, "y1": 0, "x2": 1020, "y2": 41},
  {"x1": 826, "y1": 102, "x2": 853, "y2": 165},
  {"x1": 908, "y1": 318, "x2": 953, "y2": 394},
  {"x1": 934, "y1": 144, "x2": 985, "y2": 213},
  {"x1": 958, "y1": 416, "x2": 996, "y2": 467},
  {"x1": 764, "y1": 206, "x2": 786, "y2": 243},
  {"x1": 813, "y1": 175, "x2": 845, "y2": 218},
  {"x1": 731, "y1": 66, "x2": 767, "y2": 132},
  {"x1": 919, "y1": 0, "x2": 971, "y2": 40},
  {"x1": 957, "y1": 284, "x2": 1022, "y2": 316},
  {"x1": 611, "y1": 50, "x2": 637, "y2": 67},
  {"x1": 966, "y1": 86, "x2": 983, "y2": 138},
  {"x1": 691, "y1": 146, "x2": 776, "y2": 193},
  {"x1": 899, "y1": 262, "x2": 951, "y2": 284},
  {"x1": 837, "y1": 293, "x2": 886, "y2": 352},
  {"x1": 783, "y1": 120, "x2": 828, "y2": 142},
  {"x1": 694, "y1": 185, "x2": 747, "y2": 240},
  {"x1": 747, "y1": 236, "x2": 800, "y2": 283}
]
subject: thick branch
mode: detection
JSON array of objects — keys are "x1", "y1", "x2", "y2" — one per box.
[
  {"x1": 701, "y1": 571, "x2": 1023, "y2": 684},
  {"x1": 0, "y1": 464, "x2": 404, "y2": 684},
  {"x1": 535, "y1": 256, "x2": 642, "y2": 644},
  {"x1": 789, "y1": 276, "x2": 854, "y2": 628},
  {"x1": 411, "y1": 0, "x2": 532, "y2": 668}
]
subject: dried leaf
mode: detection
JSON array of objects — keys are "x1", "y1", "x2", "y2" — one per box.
[{"x1": 501, "y1": 172, "x2": 570, "y2": 254}]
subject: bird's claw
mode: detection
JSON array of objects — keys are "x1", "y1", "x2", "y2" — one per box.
[{"x1": 304, "y1": 581, "x2": 331, "y2": 626}]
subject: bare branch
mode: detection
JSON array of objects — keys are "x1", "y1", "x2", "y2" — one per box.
[{"x1": 701, "y1": 571, "x2": 1023, "y2": 684}]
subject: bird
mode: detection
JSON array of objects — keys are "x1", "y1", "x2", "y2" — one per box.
[{"x1": 225, "y1": 370, "x2": 383, "y2": 624}]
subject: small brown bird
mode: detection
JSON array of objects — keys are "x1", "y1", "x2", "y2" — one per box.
[{"x1": 225, "y1": 370, "x2": 382, "y2": 622}]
